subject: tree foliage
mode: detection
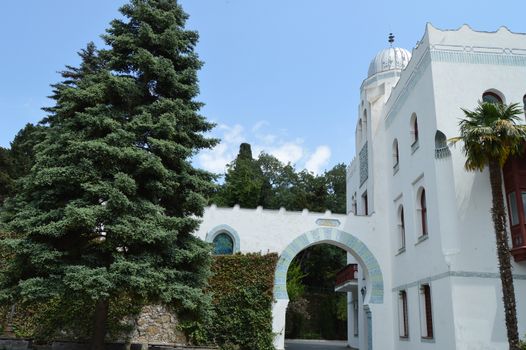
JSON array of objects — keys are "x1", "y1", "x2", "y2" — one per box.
[
  {"x1": 212, "y1": 143, "x2": 347, "y2": 214},
  {"x1": 451, "y1": 101, "x2": 526, "y2": 350},
  {"x1": 0, "y1": 0, "x2": 216, "y2": 347}
]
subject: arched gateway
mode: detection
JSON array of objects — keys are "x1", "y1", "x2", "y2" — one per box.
[
  {"x1": 196, "y1": 205, "x2": 391, "y2": 350},
  {"x1": 272, "y1": 227, "x2": 384, "y2": 350}
]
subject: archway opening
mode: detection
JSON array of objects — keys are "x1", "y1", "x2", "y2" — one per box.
[
  {"x1": 285, "y1": 243, "x2": 348, "y2": 342},
  {"x1": 273, "y1": 228, "x2": 383, "y2": 350}
]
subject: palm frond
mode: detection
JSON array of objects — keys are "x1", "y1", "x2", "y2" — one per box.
[{"x1": 453, "y1": 101, "x2": 526, "y2": 171}]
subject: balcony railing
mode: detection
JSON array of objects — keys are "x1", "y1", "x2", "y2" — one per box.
[{"x1": 335, "y1": 264, "x2": 358, "y2": 287}]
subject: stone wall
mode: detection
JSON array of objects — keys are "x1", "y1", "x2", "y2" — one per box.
[{"x1": 124, "y1": 305, "x2": 186, "y2": 345}]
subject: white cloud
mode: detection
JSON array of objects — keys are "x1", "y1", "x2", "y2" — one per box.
[
  {"x1": 197, "y1": 121, "x2": 331, "y2": 175},
  {"x1": 221, "y1": 124, "x2": 245, "y2": 145},
  {"x1": 252, "y1": 120, "x2": 269, "y2": 132},
  {"x1": 198, "y1": 143, "x2": 235, "y2": 174},
  {"x1": 305, "y1": 145, "x2": 332, "y2": 174},
  {"x1": 268, "y1": 142, "x2": 304, "y2": 164}
]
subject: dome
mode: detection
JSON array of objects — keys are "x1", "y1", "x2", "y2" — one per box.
[{"x1": 367, "y1": 47, "x2": 412, "y2": 78}]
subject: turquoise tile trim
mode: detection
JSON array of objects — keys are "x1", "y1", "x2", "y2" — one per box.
[
  {"x1": 205, "y1": 224, "x2": 241, "y2": 253},
  {"x1": 392, "y1": 270, "x2": 526, "y2": 292},
  {"x1": 430, "y1": 50, "x2": 526, "y2": 67},
  {"x1": 274, "y1": 227, "x2": 384, "y2": 304}
]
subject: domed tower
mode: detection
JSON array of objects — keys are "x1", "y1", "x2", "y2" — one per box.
[
  {"x1": 356, "y1": 34, "x2": 411, "y2": 149},
  {"x1": 349, "y1": 34, "x2": 411, "y2": 217},
  {"x1": 367, "y1": 46, "x2": 412, "y2": 79}
]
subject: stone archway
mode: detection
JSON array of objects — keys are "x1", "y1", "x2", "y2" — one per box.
[{"x1": 272, "y1": 227, "x2": 384, "y2": 350}]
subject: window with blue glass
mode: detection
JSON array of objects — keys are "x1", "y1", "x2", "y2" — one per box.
[{"x1": 213, "y1": 232, "x2": 234, "y2": 255}]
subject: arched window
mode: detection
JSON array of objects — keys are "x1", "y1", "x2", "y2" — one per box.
[
  {"x1": 213, "y1": 232, "x2": 234, "y2": 255},
  {"x1": 434, "y1": 130, "x2": 450, "y2": 159},
  {"x1": 398, "y1": 205, "x2": 406, "y2": 251},
  {"x1": 410, "y1": 113, "x2": 419, "y2": 151},
  {"x1": 419, "y1": 189, "x2": 428, "y2": 237},
  {"x1": 393, "y1": 139, "x2": 400, "y2": 168},
  {"x1": 482, "y1": 90, "x2": 503, "y2": 104}
]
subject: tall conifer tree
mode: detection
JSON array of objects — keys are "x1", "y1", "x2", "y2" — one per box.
[{"x1": 0, "y1": 1, "x2": 216, "y2": 349}]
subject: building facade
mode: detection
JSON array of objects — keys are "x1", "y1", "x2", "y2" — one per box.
[{"x1": 194, "y1": 24, "x2": 526, "y2": 350}]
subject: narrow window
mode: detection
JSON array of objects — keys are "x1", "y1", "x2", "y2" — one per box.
[
  {"x1": 420, "y1": 284, "x2": 433, "y2": 339},
  {"x1": 420, "y1": 189, "x2": 428, "y2": 236},
  {"x1": 508, "y1": 191, "x2": 519, "y2": 226},
  {"x1": 410, "y1": 113, "x2": 419, "y2": 151},
  {"x1": 362, "y1": 192, "x2": 368, "y2": 216},
  {"x1": 414, "y1": 118, "x2": 419, "y2": 143},
  {"x1": 212, "y1": 232, "x2": 234, "y2": 255},
  {"x1": 393, "y1": 139, "x2": 400, "y2": 172},
  {"x1": 399, "y1": 290, "x2": 409, "y2": 338},
  {"x1": 482, "y1": 91, "x2": 503, "y2": 104},
  {"x1": 399, "y1": 206, "x2": 406, "y2": 251},
  {"x1": 523, "y1": 94, "x2": 526, "y2": 117}
]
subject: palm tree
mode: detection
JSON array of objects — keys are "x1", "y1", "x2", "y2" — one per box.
[{"x1": 451, "y1": 101, "x2": 526, "y2": 350}]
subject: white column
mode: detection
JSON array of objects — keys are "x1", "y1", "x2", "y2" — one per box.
[{"x1": 272, "y1": 299, "x2": 289, "y2": 350}]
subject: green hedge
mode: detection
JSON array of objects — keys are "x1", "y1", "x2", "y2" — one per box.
[{"x1": 192, "y1": 253, "x2": 278, "y2": 350}]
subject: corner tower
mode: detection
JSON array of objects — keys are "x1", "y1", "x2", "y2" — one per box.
[{"x1": 348, "y1": 34, "x2": 411, "y2": 216}]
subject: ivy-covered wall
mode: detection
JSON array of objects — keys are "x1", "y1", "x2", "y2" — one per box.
[{"x1": 199, "y1": 253, "x2": 278, "y2": 350}]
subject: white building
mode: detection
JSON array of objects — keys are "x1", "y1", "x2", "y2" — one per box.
[{"x1": 195, "y1": 24, "x2": 526, "y2": 350}]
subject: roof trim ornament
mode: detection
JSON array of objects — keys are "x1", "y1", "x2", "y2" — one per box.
[{"x1": 388, "y1": 33, "x2": 395, "y2": 46}]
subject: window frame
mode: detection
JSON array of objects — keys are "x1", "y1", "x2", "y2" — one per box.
[
  {"x1": 419, "y1": 189, "x2": 428, "y2": 237},
  {"x1": 398, "y1": 206, "x2": 406, "y2": 252},
  {"x1": 420, "y1": 284, "x2": 434, "y2": 340},
  {"x1": 399, "y1": 290, "x2": 409, "y2": 339},
  {"x1": 482, "y1": 91, "x2": 503, "y2": 104}
]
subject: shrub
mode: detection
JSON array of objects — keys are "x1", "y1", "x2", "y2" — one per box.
[{"x1": 197, "y1": 253, "x2": 278, "y2": 350}]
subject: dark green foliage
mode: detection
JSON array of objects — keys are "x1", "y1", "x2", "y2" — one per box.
[
  {"x1": 193, "y1": 253, "x2": 278, "y2": 350},
  {"x1": 9, "y1": 124, "x2": 47, "y2": 179},
  {"x1": 0, "y1": 123, "x2": 47, "y2": 205},
  {"x1": 0, "y1": 0, "x2": 216, "y2": 343},
  {"x1": 212, "y1": 144, "x2": 267, "y2": 208},
  {"x1": 0, "y1": 148, "x2": 14, "y2": 203},
  {"x1": 324, "y1": 164, "x2": 347, "y2": 215},
  {"x1": 212, "y1": 144, "x2": 347, "y2": 214},
  {"x1": 285, "y1": 244, "x2": 347, "y2": 340}
]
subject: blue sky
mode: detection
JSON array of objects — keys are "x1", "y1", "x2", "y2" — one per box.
[{"x1": 0, "y1": 0, "x2": 523, "y2": 174}]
